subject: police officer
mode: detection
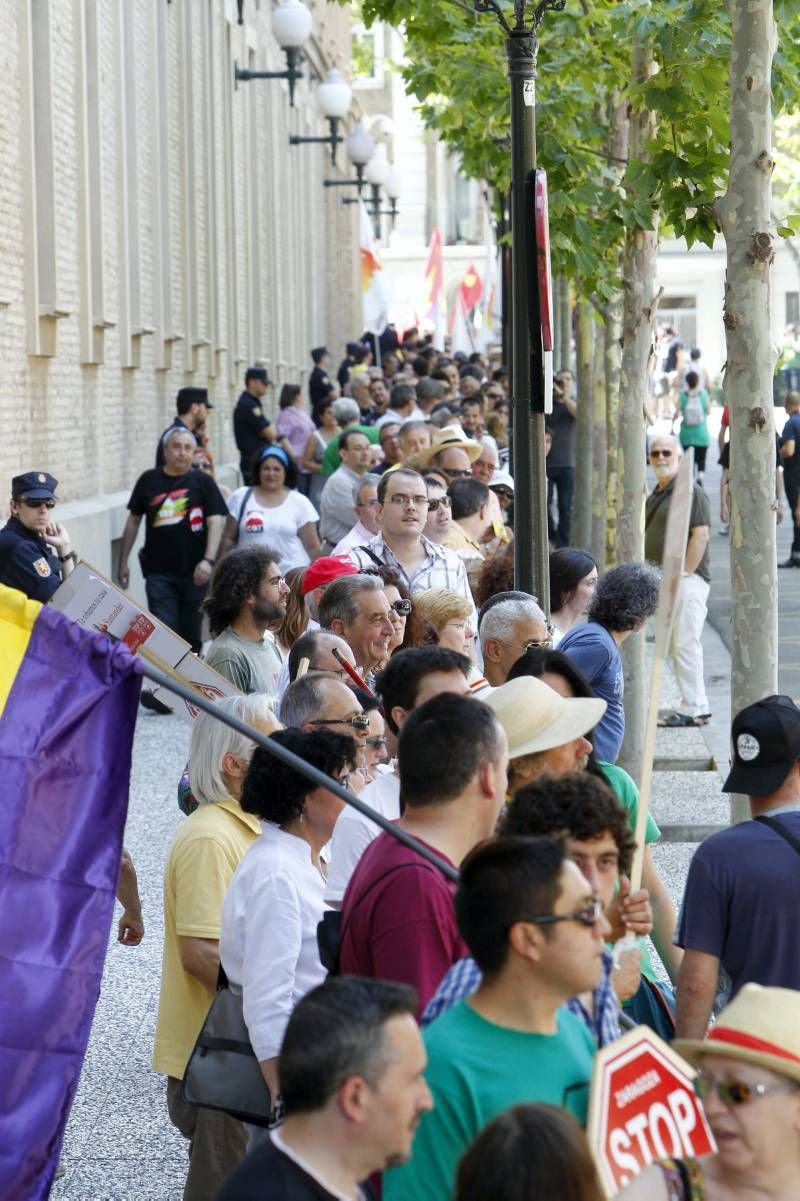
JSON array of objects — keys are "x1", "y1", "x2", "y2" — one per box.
[
  {"x1": 309, "y1": 346, "x2": 332, "y2": 420},
  {"x1": 0, "y1": 472, "x2": 76, "y2": 602},
  {"x1": 234, "y1": 367, "x2": 274, "y2": 483}
]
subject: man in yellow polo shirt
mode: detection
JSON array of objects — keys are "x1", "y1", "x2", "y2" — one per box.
[{"x1": 153, "y1": 694, "x2": 280, "y2": 1201}]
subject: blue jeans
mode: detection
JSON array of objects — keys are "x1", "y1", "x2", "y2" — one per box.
[{"x1": 145, "y1": 573, "x2": 207, "y2": 652}]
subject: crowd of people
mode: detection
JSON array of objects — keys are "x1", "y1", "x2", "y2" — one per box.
[{"x1": 3, "y1": 326, "x2": 800, "y2": 1201}]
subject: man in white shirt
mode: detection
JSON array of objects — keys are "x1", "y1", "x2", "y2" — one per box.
[
  {"x1": 325, "y1": 647, "x2": 472, "y2": 906},
  {"x1": 319, "y1": 431, "x2": 373, "y2": 550},
  {"x1": 347, "y1": 469, "x2": 475, "y2": 617},
  {"x1": 332, "y1": 474, "x2": 382, "y2": 556},
  {"x1": 375, "y1": 382, "x2": 424, "y2": 431}
]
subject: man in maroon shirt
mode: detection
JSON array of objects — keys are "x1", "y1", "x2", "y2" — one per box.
[{"x1": 339, "y1": 693, "x2": 508, "y2": 1016}]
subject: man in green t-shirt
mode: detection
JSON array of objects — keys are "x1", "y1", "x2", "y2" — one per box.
[
  {"x1": 383, "y1": 836, "x2": 608, "y2": 1201},
  {"x1": 204, "y1": 545, "x2": 288, "y2": 695},
  {"x1": 321, "y1": 398, "x2": 380, "y2": 476}
]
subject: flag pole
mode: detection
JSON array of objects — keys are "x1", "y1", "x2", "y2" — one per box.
[{"x1": 137, "y1": 658, "x2": 459, "y2": 883}]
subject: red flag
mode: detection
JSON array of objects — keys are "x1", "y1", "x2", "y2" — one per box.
[
  {"x1": 459, "y1": 264, "x2": 483, "y2": 313},
  {"x1": 424, "y1": 228, "x2": 444, "y2": 318}
]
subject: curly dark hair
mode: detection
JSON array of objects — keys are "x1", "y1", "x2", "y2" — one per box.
[
  {"x1": 500, "y1": 772, "x2": 636, "y2": 877},
  {"x1": 240, "y1": 728, "x2": 357, "y2": 825},
  {"x1": 474, "y1": 542, "x2": 515, "y2": 609},
  {"x1": 203, "y1": 544, "x2": 281, "y2": 636},
  {"x1": 587, "y1": 562, "x2": 660, "y2": 631}
]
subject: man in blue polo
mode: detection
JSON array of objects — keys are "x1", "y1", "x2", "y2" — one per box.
[
  {"x1": 234, "y1": 367, "x2": 274, "y2": 483},
  {"x1": 0, "y1": 471, "x2": 76, "y2": 602}
]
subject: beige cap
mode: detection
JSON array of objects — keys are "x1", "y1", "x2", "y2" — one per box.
[
  {"x1": 417, "y1": 424, "x2": 482, "y2": 468},
  {"x1": 485, "y1": 676, "x2": 606, "y2": 759}
]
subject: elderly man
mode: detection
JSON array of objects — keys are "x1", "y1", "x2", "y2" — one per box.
[
  {"x1": 318, "y1": 573, "x2": 395, "y2": 675},
  {"x1": 472, "y1": 439, "x2": 499, "y2": 485},
  {"x1": 278, "y1": 673, "x2": 368, "y2": 736},
  {"x1": 153, "y1": 694, "x2": 279, "y2": 1201},
  {"x1": 0, "y1": 471, "x2": 76, "y2": 601},
  {"x1": 419, "y1": 425, "x2": 482, "y2": 485},
  {"x1": 321, "y1": 398, "x2": 380, "y2": 476},
  {"x1": 332, "y1": 474, "x2": 382, "y2": 556},
  {"x1": 479, "y1": 595, "x2": 551, "y2": 686},
  {"x1": 399, "y1": 420, "x2": 432, "y2": 461},
  {"x1": 349, "y1": 373, "x2": 377, "y2": 426},
  {"x1": 285, "y1": 628, "x2": 357, "y2": 687},
  {"x1": 348, "y1": 469, "x2": 474, "y2": 614},
  {"x1": 375, "y1": 382, "x2": 421, "y2": 430},
  {"x1": 645, "y1": 434, "x2": 711, "y2": 726},
  {"x1": 319, "y1": 430, "x2": 374, "y2": 551}
]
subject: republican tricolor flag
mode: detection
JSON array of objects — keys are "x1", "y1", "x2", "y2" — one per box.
[
  {"x1": 0, "y1": 585, "x2": 141, "y2": 1200},
  {"x1": 360, "y1": 199, "x2": 390, "y2": 336}
]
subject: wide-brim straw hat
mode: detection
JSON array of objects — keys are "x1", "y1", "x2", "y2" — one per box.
[
  {"x1": 674, "y1": 983, "x2": 800, "y2": 1084},
  {"x1": 485, "y1": 676, "x2": 606, "y2": 759},
  {"x1": 417, "y1": 424, "x2": 483, "y2": 469}
]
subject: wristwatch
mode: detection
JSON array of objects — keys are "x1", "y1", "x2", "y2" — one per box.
[
  {"x1": 202, "y1": 556, "x2": 216, "y2": 565},
  {"x1": 58, "y1": 551, "x2": 77, "y2": 564}
]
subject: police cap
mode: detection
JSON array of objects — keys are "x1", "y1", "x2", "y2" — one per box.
[{"x1": 12, "y1": 471, "x2": 58, "y2": 501}]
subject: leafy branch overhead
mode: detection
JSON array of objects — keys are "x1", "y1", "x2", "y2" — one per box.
[{"x1": 343, "y1": 0, "x2": 800, "y2": 294}]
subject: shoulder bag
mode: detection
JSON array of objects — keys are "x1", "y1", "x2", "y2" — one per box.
[
  {"x1": 754, "y1": 813, "x2": 800, "y2": 858},
  {"x1": 231, "y1": 487, "x2": 253, "y2": 546}
]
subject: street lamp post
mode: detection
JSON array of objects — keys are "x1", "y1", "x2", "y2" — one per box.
[
  {"x1": 233, "y1": 0, "x2": 312, "y2": 108},
  {"x1": 471, "y1": 0, "x2": 565, "y2": 610},
  {"x1": 323, "y1": 120, "x2": 376, "y2": 194},
  {"x1": 289, "y1": 68, "x2": 352, "y2": 165},
  {"x1": 365, "y1": 145, "x2": 390, "y2": 240}
]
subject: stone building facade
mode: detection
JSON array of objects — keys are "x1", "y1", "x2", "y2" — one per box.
[{"x1": 0, "y1": 0, "x2": 359, "y2": 589}]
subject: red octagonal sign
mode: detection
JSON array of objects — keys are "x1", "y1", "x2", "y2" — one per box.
[{"x1": 588, "y1": 1026, "x2": 716, "y2": 1197}]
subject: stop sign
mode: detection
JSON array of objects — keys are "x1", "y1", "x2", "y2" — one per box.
[{"x1": 587, "y1": 1026, "x2": 716, "y2": 1197}]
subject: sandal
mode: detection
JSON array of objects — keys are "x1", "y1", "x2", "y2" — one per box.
[{"x1": 658, "y1": 711, "x2": 710, "y2": 728}]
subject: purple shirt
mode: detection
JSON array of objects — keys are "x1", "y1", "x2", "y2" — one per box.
[{"x1": 276, "y1": 407, "x2": 315, "y2": 470}]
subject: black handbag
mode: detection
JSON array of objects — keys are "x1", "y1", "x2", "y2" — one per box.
[{"x1": 181, "y1": 968, "x2": 276, "y2": 1127}]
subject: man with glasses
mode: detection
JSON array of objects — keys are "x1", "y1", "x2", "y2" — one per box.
[
  {"x1": 645, "y1": 434, "x2": 712, "y2": 727},
  {"x1": 203, "y1": 545, "x2": 289, "y2": 695},
  {"x1": 479, "y1": 595, "x2": 552, "y2": 686},
  {"x1": 331, "y1": 474, "x2": 382, "y2": 556},
  {"x1": 383, "y1": 833, "x2": 609, "y2": 1201},
  {"x1": 347, "y1": 469, "x2": 475, "y2": 619},
  {"x1": 422, "y1": 476, "x2": 453, "y2": 545},
  {"x1": 419, "y1": 425, "x2": 482, "y2": 485},
  {"x1": 0, "y1": 471, "x2": 76, "y2": 602},
  {"x1": 279, "y1": 674, "x2": 369, "y2": 758}
]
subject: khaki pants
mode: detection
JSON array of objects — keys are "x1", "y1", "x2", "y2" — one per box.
[{"x1": 166, "y1": 1076, "x2": 248, "y2": 1201}]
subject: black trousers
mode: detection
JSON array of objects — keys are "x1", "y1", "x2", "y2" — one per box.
[
  {"x1": 145, "y1": 573, "x2": 207, "y2": 652},
  {"x1": 785, "y1": 469, "x2": 800, "y2": 555},
  {"x1": 546, "y1": 465, "x2": 575, "y2": 547}
]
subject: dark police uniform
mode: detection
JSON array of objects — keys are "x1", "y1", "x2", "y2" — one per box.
[
  {"x1": 233, "y1": 392, "x2": 272, "y2": 483},
  {"x1": 309, "y1": 364, "x2": 331, "y2": 414},
  {"x1": 0, "y1": 472, "x2": 64, "y2": 603}
]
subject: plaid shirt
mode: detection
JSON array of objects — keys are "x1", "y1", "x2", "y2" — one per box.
[
  {"x1": 347, "y1": 533, "x2": 476, "y2": 616},
  {"x1": 421, "y1": 950, "x2": 621, "y2": 1047}
]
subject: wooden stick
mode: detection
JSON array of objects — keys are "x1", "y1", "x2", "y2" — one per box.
[
  {"x1": 297, "y1": 656, "x2": 310, "y2": 679},
  {"x1": 331, "y1": 646, "x2": 377, "y2": 698}
]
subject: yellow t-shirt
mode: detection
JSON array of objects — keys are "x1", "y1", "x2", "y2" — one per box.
[{"x1": 152, "y1": 796, "x2": 261, "y2": 1080}]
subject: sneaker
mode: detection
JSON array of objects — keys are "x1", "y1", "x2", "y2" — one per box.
[
  {"x1": 779, "y1": 556, "x2": 800, "y2": 569},
  {"x1": 140, "y1": 689, "x2": 172, "y2": 715},
  {"x1": 718, "y1": 523, "x2": 729, "y2": 535}
]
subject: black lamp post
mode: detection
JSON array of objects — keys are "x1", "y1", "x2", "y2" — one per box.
[
  {"x1": 288, "y1": 68, "x2": 352, "y2": 166},
  {"x1": 323, "y1": 120, "x2": 375, "y2": 195},
  {"x1": 233, "y1": 0, "x2": 312, "y2": 109},
  {"x1": 471, "y1": 0, "x2": 565, "y2": 609}
]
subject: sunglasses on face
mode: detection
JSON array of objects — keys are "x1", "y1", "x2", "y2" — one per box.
[
  {"x1": 524, "y1": 898, "x2": 604, "y2": 928},
  {"x1": 390, "y1": 599, "x2": 412, "y2": 617},
  {"x1": 693, "y1": 1075, "x2": 799, "y2": 1107},
  {"x1": 20, "y1": 497, "x2": 56, "y2": 509},
  {"x1": 365, "y1": 736, "x2": 388, "y2": 750},
  {"x1": 427, "y1": 496, "x2": 451, "y2": 512},
  {"x1": 650, "y1": 449, "x2": 674, "y2": 459},
  {"x1": 313, "y1": 714, "x2": 371, "y2": 731},
  {"x1": 445, "y1": 468, "x2": 472, "y2": 479}
]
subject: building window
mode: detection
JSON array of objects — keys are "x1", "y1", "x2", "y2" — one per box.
[{"x1": 352, "y1": 24, "x2": 384, "y2": 88}]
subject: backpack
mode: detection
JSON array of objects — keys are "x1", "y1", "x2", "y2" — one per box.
[{"x1": 682, "y1": 391, "x2": 704, "y2": 428}]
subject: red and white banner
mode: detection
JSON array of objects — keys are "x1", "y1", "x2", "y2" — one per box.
[{"x1": 588, "y1": 1026, "x2": 715, "y2": 1198}]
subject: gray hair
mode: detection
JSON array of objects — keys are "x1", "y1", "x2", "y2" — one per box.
[
  {"x1": 279, "y1": 675, "x2": 335, "y2": 728},
  {"x1": 480, "y1": 597, "x2": 547, "y2": 649},
  {"x1": 333, "y1": 398, "x2": 360, "y2": 425},
  {"x1": 348, "y1": 375, "x2": 371, "y2": 397},
  {"x1": 319, "y1": 573, "x2": 383, "y2": 628},
  {"x1": 189, "y1": 693, "x2": 275, "y2": 806},
  {"x1": 162, "y1": 425, "x2": 195, "y2": 448},
  {"x1": 588, "y1": 562, "x2": 661, "y2": 631},
  {"x1": 352, "y1": 473, "x2": 381, "y2": 506}
]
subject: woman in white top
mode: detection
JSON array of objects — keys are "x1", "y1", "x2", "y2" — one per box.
[
  {"x1": 219, "y1": 727, "x2": 357, "y2": 1104},
  {"x1": 225, "y1": 446, "x2": 321, "y2": 573},
  {"x1": 549, "y1": 548, "x2": 598, "y2": 646},
  {"x1": 302, "y1": 395, "x2": 340, "y2": 511}
]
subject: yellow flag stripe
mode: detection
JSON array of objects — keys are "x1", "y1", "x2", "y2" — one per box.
[{"x1": 0, "y1": 584, "x2": 41, "y2": 717}]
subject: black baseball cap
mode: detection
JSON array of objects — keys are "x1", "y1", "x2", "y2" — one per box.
[
  {"x1": 722, "y1": 695, "x2": 800, "y2": 796},
  {"x1": 12, "y1": 471, "x2": 58, "y2": 501}
]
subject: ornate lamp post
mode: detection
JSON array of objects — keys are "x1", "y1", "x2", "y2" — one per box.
[
  {"x1": 234, "y1": 0, "x2": 312, "y2": 108},
  {"x1": 323, "y1": 120, "x2": 376, "y2": 194},
  {"x1": 365, "y1": 145, "x2": 390, "y2": 240},
  {"x1": 289, "y1": 68, "x2": 352, "y2": 165},
  {"x1": 471, "y1": 0, "x2": 565, "y2": 608}
]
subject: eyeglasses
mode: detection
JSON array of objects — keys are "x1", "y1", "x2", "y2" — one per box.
[
  {"x1": 650, "y1": 449, "x2": 674, "y2": 459},
  {"x1": 444, "y1": 469, "x2": 472, "y2": 479},
  {"x1": 388, "y1": 494, "x2": 429, "y2": 508},
  {"x1": 427, "y1": 496, "x2": 452, "y2": 512},
  {"x1": 524, "y1": 899, "x2": 604, "y2": 928},
  {"x1": 390, "y1": 599, "x2": 412, "y2": 617},
  {"x1": 312, "y1": 714, "x2": 371, "y2": 731},
  {"x1": 365, "y1": 736, "x2": 388, "y2": 750},
  {"x1": 521, "y1": 637, "x2": 553, "y2": 651},
  {"x1": 20, "y1": 497, "x2": 56, "y2": 509},
  {"x1": 693, "y1": 1075, "x2": 799, "y2": 1107},
  {"x1": 266, "y1": 574, "x2": 286, "y2": 587},
  {"x1": 357, "y1": 498, "x2": 381, "y2": 509}
]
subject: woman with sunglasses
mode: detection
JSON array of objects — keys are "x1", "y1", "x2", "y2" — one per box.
[
  {"x1": 219, "y1": 728, "x2": 357, "y2": 1134},
  {"x1": 618, "y1": 984, "x2": 800, "y2": 1201},
  {"x1": 223, "y1": 446, "x2": 321, "y2": 573}
]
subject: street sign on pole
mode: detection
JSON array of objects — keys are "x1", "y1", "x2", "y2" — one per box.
[{"x1": 588, "y1": 1025, "x2": 716, "y2": 1198}]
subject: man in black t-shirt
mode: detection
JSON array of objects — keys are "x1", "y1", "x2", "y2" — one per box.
[
  {"x1": 234, "y1": 367, "x2": 274, "y2": 483},
  {"x1": 216, "y1": 978, "x2": 431, "y2": 1201},
  {"x1": 117, "y1": 428, "x2": 227, "y2": 650}
]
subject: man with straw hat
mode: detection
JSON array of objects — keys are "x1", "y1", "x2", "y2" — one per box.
[
  {"x1": 417, "y1": 424, "x2": 482, "y2": 485},
  {"x1": 619, "y1": 984, "x2": 800, "y2": 1200},
  {"x1": 675, "y1": 695, "x2": 800, "y2": 1040}
]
